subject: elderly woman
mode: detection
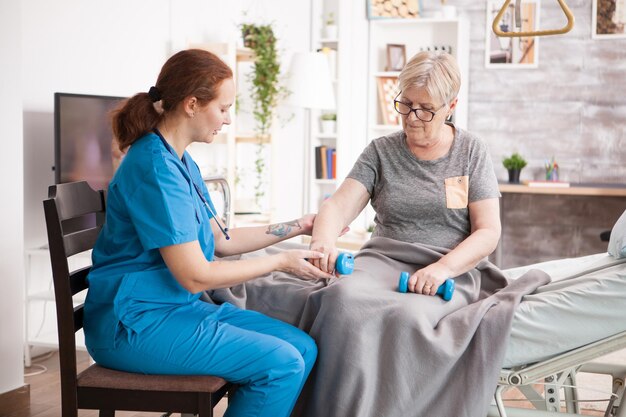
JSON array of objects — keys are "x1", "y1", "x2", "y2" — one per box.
[
  {"x1": 210, "y1": 52, "x2": 546, "y2": 417},
  {"x1": 294, "y1": 51, "x2": 511, "y2": 417},
  {"x1": 310, "y1": 51, "x2": 501, "y2": 294}
]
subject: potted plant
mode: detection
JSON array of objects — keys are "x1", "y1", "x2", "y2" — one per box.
[
  {"x1": 238, "y1": 22, "x2": 285, "y2": 208},
  {"x1": 320, "y1": 113, "x2": 337, "y2": 134},
  {"x1": 502, "y1": 152, "x2": 527, "y2": 183},
  {"x1": 323, "y1": 12, "x2": 338, "y2": 39}
]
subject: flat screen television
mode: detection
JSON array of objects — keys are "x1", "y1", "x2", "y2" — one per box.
[{"x1": 54, "y1": 92, "x2": 125, "y2": 191}]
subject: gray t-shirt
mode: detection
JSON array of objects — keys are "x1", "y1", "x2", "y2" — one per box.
[{"x1": 348, "y1": 125, "x2": 500, "y2": 249}]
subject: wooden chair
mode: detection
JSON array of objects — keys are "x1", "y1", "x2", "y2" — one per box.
[{"x1": 43, "y1": 181, "x2": 232, "y2": 417}]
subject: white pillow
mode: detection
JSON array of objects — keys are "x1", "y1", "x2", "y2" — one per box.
[{"x1": 608, "y1": 210, "x2": 626, "y2": 258}]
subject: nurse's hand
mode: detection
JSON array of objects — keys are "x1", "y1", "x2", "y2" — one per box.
[
  {"x1": 308, "y1": 241, "x2": 339, "y2": 275},
  {"x1": 277, "y1": 250, "x2": 335, "y2": 280},
  {"x1": 299, "y1": 214, "x2": 316, "y2": 236}
]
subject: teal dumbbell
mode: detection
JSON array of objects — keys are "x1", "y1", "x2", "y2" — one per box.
[
  {"x1": 397, "y1": 272, "x2": 455, "y2": 301},
  {"x1": 335, "y1": 253, "x2": 354, "y2": 275}
]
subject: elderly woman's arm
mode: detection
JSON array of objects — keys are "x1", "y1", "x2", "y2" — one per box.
[
  {"x1": 309, "y1": 178, "x2": 370, "y2": 273},
  {"x1": 407, "y1": 197, "x2": 501, "y2": 295}
]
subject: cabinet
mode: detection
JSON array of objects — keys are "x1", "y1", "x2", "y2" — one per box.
[
  {"x1": 496, "y1": 183, "x2": 626, "y2": 268},
  {"x1": 24, "y1": 247, "x2": 90, "y2": 366}
]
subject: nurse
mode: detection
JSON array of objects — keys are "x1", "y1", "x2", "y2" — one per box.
[{"x1": 84, "y1": 49, "x2": 334, "y2": 417}]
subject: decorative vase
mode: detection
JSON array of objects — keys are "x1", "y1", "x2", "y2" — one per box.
[
  {"x1": 508, "y1": 169, "x2": 521, "y2": 184},
  {"x1": 320, "y1": 120, "x2": 336, "y2": 134},
  {"x1": 441, "y1": 5, "x2": 457, "y2": 18},
  {"x1": 323, "y1": 25, "x2": 338, "y2": 39}
]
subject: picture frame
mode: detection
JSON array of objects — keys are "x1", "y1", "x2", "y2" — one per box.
[
  {"x1": 592, "y1": 0, "x2": 626, "y2": 39},
  {"x1": 376, "y1": 76, "x2": 401, "y2": 125},
  {"x1": 386, "y1": 44, "x2": 407, "y2": 71},
  {"x1": 485, "y1": 0, "x2": 540, "y2": 68}
]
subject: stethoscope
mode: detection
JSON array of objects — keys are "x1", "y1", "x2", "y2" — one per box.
[{"x1": 154, "y1": 128, "x2": 230, "y2": 240}]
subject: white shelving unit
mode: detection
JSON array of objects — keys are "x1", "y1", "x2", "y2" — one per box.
[
  {"x1": 24, "y1": 247, "x2": 91, "y2": 366},
  {"x1": 303, "y1": 0, "x2": 363, "y2": 217},
  {"x1": 303, "y1": 0, "x2": 339, "y2": 214}
]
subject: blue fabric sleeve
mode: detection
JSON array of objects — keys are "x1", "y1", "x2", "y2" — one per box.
[{"x1": 126, "y1": 158, "x2": 199, "y2": 251}]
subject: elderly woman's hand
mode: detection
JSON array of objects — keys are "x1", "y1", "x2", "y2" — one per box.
[{"x1": 407, "y1": 262, "x2": 454, "y2": 296}]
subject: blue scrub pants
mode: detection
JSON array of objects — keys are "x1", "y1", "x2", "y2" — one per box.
[{"x1": 87, "y1": 301, "x2": 317, "y2": 417}]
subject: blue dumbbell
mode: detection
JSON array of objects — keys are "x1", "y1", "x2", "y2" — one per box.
[
  {"x1": 397, "y1": 272, "x2": 455, "y2": 301},
  {"x1": 335, "y1": 252, "x2": 354, "y2": 275}
]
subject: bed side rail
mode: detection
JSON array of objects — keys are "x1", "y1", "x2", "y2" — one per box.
[{"x1": 501, "y1": 331, "x2": 626, "y2": 385}]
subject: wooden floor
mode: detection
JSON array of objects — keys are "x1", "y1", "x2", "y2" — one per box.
[
  {"x1": 8, "y1": 349, "x2": 618, "y2": 416},
  {"x1": 8, "y1": 350, "x2": 228, "y2": 417}
]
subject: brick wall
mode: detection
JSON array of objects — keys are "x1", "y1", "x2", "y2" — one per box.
[{"x1": 454, "y1": 0, "x2": 626, "y2": 265}]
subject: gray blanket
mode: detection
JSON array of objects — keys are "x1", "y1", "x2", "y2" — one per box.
[{"x1": 209, "y1": 237, "x2": 550, "y2": 417}]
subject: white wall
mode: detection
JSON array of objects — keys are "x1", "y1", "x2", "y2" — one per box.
[
  {"x1": 22, "y1": 0, "x2": 311, "y2": 250},
  {"x1": 0, "y1": 0, "x2": 25, "y2": 395}
]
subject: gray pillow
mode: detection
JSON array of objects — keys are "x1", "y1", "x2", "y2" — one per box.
[{"x1": 608, "y1": 210, "x2": 626, "y2": 258}]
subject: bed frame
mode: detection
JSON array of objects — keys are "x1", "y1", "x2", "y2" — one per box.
[{"x1": 490, "y1": 331, "x2": 626, "y2": 417}]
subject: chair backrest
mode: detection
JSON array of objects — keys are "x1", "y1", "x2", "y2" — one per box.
[{"x1": 43, "y1": 181, "x2": 105, "y2": 413}]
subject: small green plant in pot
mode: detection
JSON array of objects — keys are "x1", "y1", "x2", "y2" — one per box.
[
  {"x1": 238, "y1": 22, "x2": 286, "y2": 209},
  {"x1": 502, "y1": 152, "x2": 527, "y2": 183}
]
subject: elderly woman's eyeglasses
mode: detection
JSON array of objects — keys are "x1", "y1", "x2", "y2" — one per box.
[{"x1": 393, "y1": 92, "x2": 445, "y2": 123}]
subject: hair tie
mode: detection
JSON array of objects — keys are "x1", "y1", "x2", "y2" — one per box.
[{"x1": 148, "y1": 86, "x2": 161, "y2": 102}]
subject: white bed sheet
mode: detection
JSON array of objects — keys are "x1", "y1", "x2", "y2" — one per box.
[{"x1": 503, "y1": 253, "x2": 626, "y2": 368}]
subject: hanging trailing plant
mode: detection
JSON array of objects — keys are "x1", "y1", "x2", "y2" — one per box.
[{"x1": 239, "y1": 23, "x2": 286, "y2": 207}]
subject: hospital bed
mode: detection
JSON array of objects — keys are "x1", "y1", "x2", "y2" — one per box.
[{"x1": 492, "y1": 253, "x2": 626, "y2": 417}]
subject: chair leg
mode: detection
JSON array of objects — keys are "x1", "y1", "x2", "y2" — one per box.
[
  {"x1": 198, "y1": 393, "x2": 213, "y2": 417},
  {"x1": 99, "y1": 410, "x2": 115, "y2": 417}
]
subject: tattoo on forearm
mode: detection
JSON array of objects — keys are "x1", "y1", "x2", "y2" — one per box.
[{"x1": 266, "y1": 220, "x2": 302, "y2": 237}]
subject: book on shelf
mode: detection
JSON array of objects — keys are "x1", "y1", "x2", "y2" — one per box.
[
  {"x1": 315, "y1": 146, "x2": 336, "y2": 179},
  {"x1": 326, "y1": 147, "x2": 335, "y2": 179},
  {"x1": 320, "y1": 146, "x2": 327, "y2": 179},
  {"x1": 315, "y1": 146, "x2": 324, "y2": 179},
  {"x1": 522, "y1": 180, "x2": 570, "y2": 188}
]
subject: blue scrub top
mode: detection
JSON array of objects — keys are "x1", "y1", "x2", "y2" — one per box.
[{"x1": 85, "y1": 132, "x2": 218, "y2": 350}]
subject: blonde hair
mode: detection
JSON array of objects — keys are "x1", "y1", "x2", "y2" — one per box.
[{"x1": 398, "y1": 51, "x2": 460, "y2": 106}]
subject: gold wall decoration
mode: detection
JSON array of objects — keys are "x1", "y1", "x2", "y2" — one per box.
[{"x1": 367, "y1": 0, "x2": 419, "y2": 19}]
